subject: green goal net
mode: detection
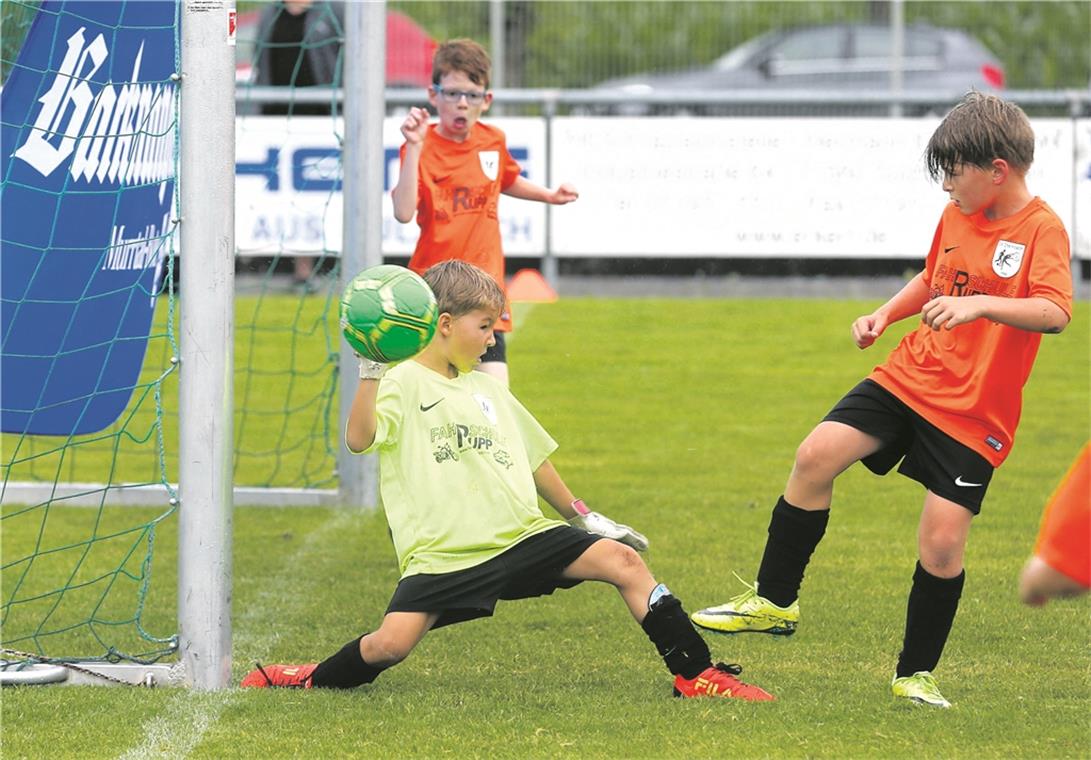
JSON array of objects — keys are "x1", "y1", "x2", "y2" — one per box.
[
  {"x1": 2, "y1": 0, "x2": 393, "y2": 675},
  {"x1": 1, "y1": 0, "x2": 182, "y2": 668}
]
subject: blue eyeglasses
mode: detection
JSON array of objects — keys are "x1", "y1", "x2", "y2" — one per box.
[{"x1": 435, "y1": 88, "x2": 487, "y2": 105}]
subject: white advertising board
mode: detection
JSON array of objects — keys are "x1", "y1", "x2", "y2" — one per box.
[
  {"x1": 1076, "y1": 119, "x2": 1091, "y2": 260},
  {"x1": 235, "y1": 116, "x2": 546, "y2": 255},
  {"x1": 235, "y1": 115, "x2": 1084, "y2": 260},
  {"x1": 549, "y1": 117, "x2": 1076, "y2": 259}
]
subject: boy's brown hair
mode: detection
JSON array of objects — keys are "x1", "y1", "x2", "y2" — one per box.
[
  {"x1": 925, "y1": 91, "x2": 1035, "y2": 181},
  {"x1": 432, "y1": 38, "x2": 491, "y2": 89},
  {"x1": 423, "y1": 260, "x2": 504, "y2": 319}
]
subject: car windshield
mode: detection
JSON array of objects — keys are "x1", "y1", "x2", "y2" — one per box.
[{"x1": 712, "y1": 32, "x2": 775, "y2": 71}]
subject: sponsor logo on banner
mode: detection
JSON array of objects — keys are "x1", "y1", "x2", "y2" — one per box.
[{"x1": 1, "y1": 0, "x2": 177, "y2": 435}]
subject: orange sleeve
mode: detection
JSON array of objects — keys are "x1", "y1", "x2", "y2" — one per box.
[
  {"x1": 499, "y1": 143, "x2": 521, "y2": 190},
  {"x1": 1034, "y1": 443, "x2": 1091, "y2": 587},
  {"x1": 1026, "y1": 223, "x2": 1073, "y2": 319}
]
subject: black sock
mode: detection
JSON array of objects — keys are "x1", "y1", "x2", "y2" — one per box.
[
  {"x1": 755, "y1": 496, "x2": 829, "y2": 607},
  {"x1": 310, "y1": 635, "x2": 385, "y2": 689},
  {"x1": 896, "y1": 562, "x2": 965, "y2": 678},
  {"x1": 640, "y1": 594, "x2": 712, "y2": 679}
]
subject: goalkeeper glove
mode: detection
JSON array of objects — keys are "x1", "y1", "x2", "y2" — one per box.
[
  {"x1": 358, "y1": 356, "x2": 388, "y2": 380},
  {"x1": 567, "y1": 499, "x2": 649, "y2": 552}
]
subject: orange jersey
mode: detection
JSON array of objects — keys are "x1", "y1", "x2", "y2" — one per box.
[
  {"x1": 401, "y1": 122, "x2": 522, "y2": 331},
  {"x1": 870, "y1": 198, "x2": 1072, "y2": 466},
  {"x1": 1033, "y1": 443, "x2": 1091, "y2": 587}
]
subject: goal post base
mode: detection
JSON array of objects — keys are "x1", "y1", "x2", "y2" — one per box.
[{"x1": 1, "y1": 660, "x2": 185, "y2": 687}]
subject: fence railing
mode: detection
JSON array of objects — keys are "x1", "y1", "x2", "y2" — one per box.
[{"x1": 239, "y1": 86, "x2": 1091, "y2": 117}]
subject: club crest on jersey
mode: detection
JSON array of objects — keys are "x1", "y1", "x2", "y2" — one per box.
[
  {"x1": 478, "y1": 151, "x2": 499, "y2": 181},
  {"x1": 473, "y1": 393, "x2": 498, "y2": 424},
  {"x1": 991, "y1": 239, "x2": 1026, "y2": 278}
]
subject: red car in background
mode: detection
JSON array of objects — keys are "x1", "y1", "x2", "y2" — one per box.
[{"x1": 234, "y1": 7, "x2": 437, "y2": 88}]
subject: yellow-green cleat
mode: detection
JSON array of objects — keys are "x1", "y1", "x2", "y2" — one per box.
[
  {"x1": 891, "y1": 671, "x2": 951, "y2": 708},
  {"x1": 690, "y1": 579, "x2": 799, "y2": 635}
]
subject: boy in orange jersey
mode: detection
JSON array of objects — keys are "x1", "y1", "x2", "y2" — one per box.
[
  {"x1": 691, "y1": 92, "x2": 1073, "y2": 708},
  {"x1": 1020, "y1": 443, "x2": 1090, "y2": 605},
  {"x1": 392, "y1": 38, "x2": 578, "y2": 387}
]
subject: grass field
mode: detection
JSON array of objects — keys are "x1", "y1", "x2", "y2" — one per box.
[{"x1": 3, "y1": 296, "x2": 1089, "y2": 759}]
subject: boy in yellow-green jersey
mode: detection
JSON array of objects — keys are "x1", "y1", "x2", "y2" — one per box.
[{"x1": 243, "y1": 260, "x2": 773, "y2": 701}]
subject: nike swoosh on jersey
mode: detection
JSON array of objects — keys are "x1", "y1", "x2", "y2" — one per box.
[
  {"x1": 944, "y1": 245, "x2": 960, "y2": 253},
  {"x1": 954, "y1": 476, "x2": 982, "y2": 487},
  {"x1": 420, "y1": 399, "x2": 444, "y2": 412}
]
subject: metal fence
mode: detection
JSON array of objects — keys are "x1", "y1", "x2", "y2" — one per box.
[
  {"x1": 386, "y1": 0, "x2": 1091, "y2": 92},
  {"x1": 244, "y1": 85, "x2": 1091, "y2": 119}
]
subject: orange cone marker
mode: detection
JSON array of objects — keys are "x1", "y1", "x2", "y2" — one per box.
[{"x1": 506, "y1": 268, "x2": 558, "y2": 303}]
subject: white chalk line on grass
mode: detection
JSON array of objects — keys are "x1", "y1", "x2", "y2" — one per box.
[
  {"x1": 116, "y1": 690, "x2": 233, "y2": 760},
  {"x1": 508, "y1": 302, "x2": 537, "y2": 344},
  {"x1": 117, "y1": 510, "x2": 359, "y2": 760}
]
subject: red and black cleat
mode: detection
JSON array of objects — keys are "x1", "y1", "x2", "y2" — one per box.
[
  {"x1": 240, "y1": 662, "x2": 317, "y2": 689},
  {"x1": 673, "y1": 662, "x2": 775, "y2": 701}
]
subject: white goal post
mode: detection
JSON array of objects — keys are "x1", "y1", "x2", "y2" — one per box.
[{"x1": 175, "y1": 0, "x2": 237, "y2": 691}]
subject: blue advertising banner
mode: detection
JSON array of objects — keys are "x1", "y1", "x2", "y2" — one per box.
[{"x1": 1, "y1": 1, "x2": 177, "y2": 435}]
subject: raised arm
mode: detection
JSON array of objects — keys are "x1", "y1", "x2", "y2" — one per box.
[
  {"x1": 344, "y1": 361, "x2": 385, "y2": 453},
  {"x1": 391, "y1": 107, "x2": 429, "y2": 223}
]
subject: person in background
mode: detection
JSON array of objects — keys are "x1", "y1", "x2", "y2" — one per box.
[
  {"x1": 391, "y1": 39, "x2": 578, "y2": 386},
  {"x1": 255, "y1": 0, "x2": 344, "y2": 292}
]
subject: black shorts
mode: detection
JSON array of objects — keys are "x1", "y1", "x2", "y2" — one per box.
[
  {"x1": 386, "y1": 526, "x2": 601, "y2": 629},
  {"x1": 481, "y1": 330, "x2": 507, "y2": 364},
  {"x1": 823, "y1": 379, "x2": 994, "y2": 513}
]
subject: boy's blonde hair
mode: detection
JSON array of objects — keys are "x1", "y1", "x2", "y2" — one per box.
[
  {"x1": 432, "y1": 38, "x2": 491, "y2": 89},
  {"x1": 423, "y1": 260, "x2": 504, "y2": 319},
  {"x1": 925, "y1": 91, "x2": 1035, "y2": 181}
]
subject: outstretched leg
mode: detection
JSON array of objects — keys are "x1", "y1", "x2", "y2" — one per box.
[
  {"x1": 241, "y1": 610, "x2": 437, "y2": 689},
  {"x1": 562, "y1": 540, "x2": 774, "y2": 701},
  {"x1": 560, "y1": 536, "x2": 657, "y2": 620}
]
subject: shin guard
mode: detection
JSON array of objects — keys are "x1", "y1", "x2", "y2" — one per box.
[{"x1": 641, "y1": 595, "x2": 712, "y2": 680}]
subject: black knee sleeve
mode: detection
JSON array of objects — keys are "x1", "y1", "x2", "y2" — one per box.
[{"x1": 640, "y1": 595, "x2": 712, "y2": 680}]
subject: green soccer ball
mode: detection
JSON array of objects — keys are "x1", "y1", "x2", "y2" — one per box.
[{"x1": 340, "y1": 265, "x2": 438, "y2": 363}]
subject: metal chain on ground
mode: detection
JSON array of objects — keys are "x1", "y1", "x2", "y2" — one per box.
[{"x1": 1, "y1": 648, "x2": 152, "y2": 687}]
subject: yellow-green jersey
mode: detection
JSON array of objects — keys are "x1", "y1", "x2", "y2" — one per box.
[{"x1": 361, "y1": 360, "x2": 565, "y2": 578}]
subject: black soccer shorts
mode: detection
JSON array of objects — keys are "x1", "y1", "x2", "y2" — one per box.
[
  {"x1": 385, "y1": 526, "x2": 602, "y2": 629},
  {"x1": 481, "y1": 330, "x2": 506, "y2": 364},
  {"x1": 823, "y1": 379, "x2": 994, "y2": 513}
]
